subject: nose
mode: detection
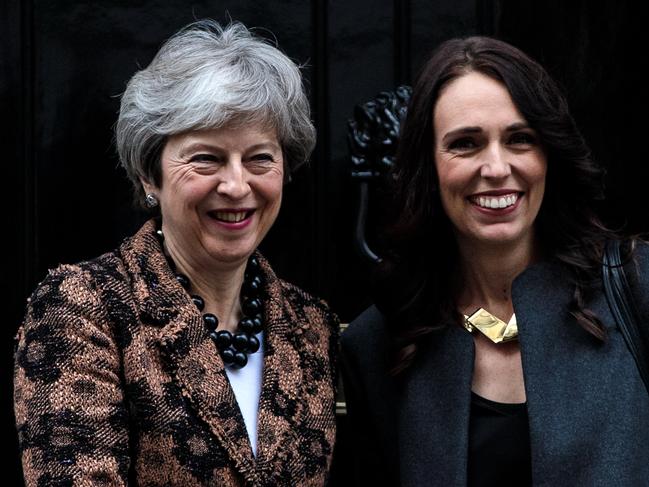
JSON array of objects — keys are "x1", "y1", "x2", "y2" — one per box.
[
  {"x1": 480, "y1": 144, "x2": 512, "y2": 179},
  {"x1": 216, "y1": 159, "x2": 251, "y2": 200}
]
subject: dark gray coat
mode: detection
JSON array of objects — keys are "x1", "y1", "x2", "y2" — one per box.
[{"x1": 341, "y1": 250, "x2": 649, "y2": 486}]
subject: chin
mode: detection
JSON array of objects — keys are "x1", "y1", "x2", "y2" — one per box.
[
  {"x1": 477, "y1": 228, "x2": 532, "y2": 246},
  {"x1": 215, "y1": 248, "x2": 256, "y2": 264},
  {"x1": 460, "y1": 221, "x2": 530, "y2": 245},
  {"x1": 205, "y1": 241, "x2": 257, "y2": 266}
]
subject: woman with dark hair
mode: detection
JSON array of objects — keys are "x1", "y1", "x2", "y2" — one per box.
[
  {"x1": 341, "y1": 36, "x2": 649, "y2": 486},
  {"x1": 14, "y1": 20, "x2": 338, "y2": 486}
]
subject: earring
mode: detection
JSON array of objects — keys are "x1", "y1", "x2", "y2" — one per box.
[{"x1": 145, "y1": 193, "x2": 159, "y2": 208}]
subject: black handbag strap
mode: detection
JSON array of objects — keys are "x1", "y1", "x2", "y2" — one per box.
[{"x1": 602, "y1": 240, "x2": 649, "y2": 393}]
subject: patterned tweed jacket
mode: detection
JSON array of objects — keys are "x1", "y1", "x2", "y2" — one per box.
[{"x1": 14, "y1": 220, "x2": 339, "y2": 486}]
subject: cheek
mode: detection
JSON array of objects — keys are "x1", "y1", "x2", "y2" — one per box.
[
  {"x1": 436, "y1": 175, "x2": 463, "y2": 224},
  {"x1": 434, "y1": 156, "x2": 448, "y2": 191},
  {"x1": 173, "y1": 182, "x2": 212, "y2": 209},
  {"x1": 436, "y1": 162, "x2": 464, "y2": 203},
  {"x1": 259, "y1": 176, "x2": 284, "y2": 210},
  {"x1": 434, "y1": 159, "x2": 454, "y2": 212},
  {"x1": 162, "y1": 169, "x2": 208, "y2": 199},
  {"x1": 529, "y1": 158, "x2": 548, "y2": 198}
]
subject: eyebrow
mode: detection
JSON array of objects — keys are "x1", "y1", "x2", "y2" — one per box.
[
  {"x1": 179, "y1": 141, "x2": 282, "y2": 157},
  {"x1": 441, "y1": 122, "x2": 531, "y2": 143}
]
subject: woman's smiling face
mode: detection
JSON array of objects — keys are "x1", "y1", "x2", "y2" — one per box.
[
  {"x1": 433, "y1": 71, "x2": 547, "y2": 249},
  {"x1": 144, "y1": 123, "x2": 284, "y2": 270}
]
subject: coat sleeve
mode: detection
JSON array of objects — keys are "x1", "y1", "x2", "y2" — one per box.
[
  {"x1": 339, "y1": 308, "x2": 398, "y2": 487},
  {"x1": 340, "y1": 351, "x2": 384, "y2": 485},
  {"x1": 14, "y1": 265, "x2": 131, "y2": 486}
]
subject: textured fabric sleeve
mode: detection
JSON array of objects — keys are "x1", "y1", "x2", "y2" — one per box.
[
  {"x1": 340, "y1": 344, "x2": 390, "y2": 486},
  {"x1": 14, "y1": 265, "x2": 131, "y2": 486},
  {"x1": 340, "y1": 307, "x2": 397, "y2": 487}
]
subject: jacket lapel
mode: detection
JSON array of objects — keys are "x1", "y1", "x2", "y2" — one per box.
[
  {"x1": 512, "y1": 260, "x2": 612, "y2": 485},
  {"x1": 122, "y1": 220, "x2": 260, "y2": 484},
  {"x1": 252, "y1": 259, "x2": 304, "y2": 476},
  {"x1": 158, "y1": 321, "x2": 260, "y2": 483},
  {"x1": 398, "y1": 326, "x2": 474, "y2": 487}
]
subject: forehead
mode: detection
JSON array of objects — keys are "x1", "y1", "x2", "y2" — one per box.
[
  {"x1": 433, "y1": 72, "x2": 525, "y2": 134},
  {"x1": 166, "y1": 123, "x2": 281, "y2": 152}
]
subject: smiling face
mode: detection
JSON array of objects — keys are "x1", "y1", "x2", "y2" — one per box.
[
  {"x1": 142, "y1": 124, "x2": 284, "y2": 271},
  {"x1": 433, "y1": 71, "x2": 547, "y2": 250}
]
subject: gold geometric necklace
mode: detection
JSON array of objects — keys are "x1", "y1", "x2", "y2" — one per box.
[{"x1": 462, "y1": 308, "x2": 518, "y2": 344}]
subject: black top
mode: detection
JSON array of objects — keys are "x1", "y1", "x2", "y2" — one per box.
[{"x1": 467, "y1": 392, "x2": 532, "y2": 487}]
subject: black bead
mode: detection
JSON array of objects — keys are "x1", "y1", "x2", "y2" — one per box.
[
  {"x1": 233, "y1": 333, "x2": 249, "y2": 352},
  {"x1": 213, "y1": 330, "x2": 232, "y2": 349},
  {"x1": 175, "y1": 273, "x2": 190, "y2": 290},
  {"x1": 251, "y1": 317, "x2": 263, "y2": 333},
  {"x1": 221, "y1": 348, "x2": 235, "y2": 364},
  {"x1": 203, "y1": 313, "x2": 219, "y2": 331},
  {"x1": 191, "y1": 295, "x2": 205, "y2": 311},
  {"x1": 232, "y1": 352, "x2": 248, "y2": 368},
  {"x1": 161, "y1": 244, "x2": 264, "y2": 370},
  {"x1": 155, "y1": 229, "x2": 164, "y2": 241},
  {"x1": 239, "y1": 318, "x2": 255, "y2": 333},
  {"x1": 244, "y1": 275, "x2": 262, "y2": 295},
  {"x1": 243, "y1": 298, "x2": 262, "y2": 315},
  {"x1": 248, "y1": 335, "x2": 261, "y2": 353}
]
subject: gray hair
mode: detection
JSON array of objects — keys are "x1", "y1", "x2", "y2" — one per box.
[{"x1": 116, "y1": 20, "x2": 316, "y2": 206}]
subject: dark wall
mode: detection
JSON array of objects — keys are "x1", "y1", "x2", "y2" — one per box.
[
  {"x1": 494, "y1": 0, "x2": 649, "y2": 234},
  {"x1": 4, "y1": 1, "x2": 646, "y2": 484}
]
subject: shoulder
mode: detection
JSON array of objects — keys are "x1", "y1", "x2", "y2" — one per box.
[
  {"x1": 258, "y1": 252, "x2": 339, "y2": 333},
  {"x1": 341, "y1": 305, "x2": 393, "y2": 383},
  {"x1": 279, "y1": 278, "x2": 333, "y2": 312},
  {"x1": 626, "y1": 240, "x2": 649, "y2": 306},
  {"x1": 15, "y1": 252, "x2": 129, "y2": 382},
  {"x1": 17, "y1": 251, "x2": 129, "y2": 355},
  {"x1": 26, "y1": 221, "x2": 157, "y2": 313},
  {"x1": 277, "y1": 278, "x2": 340, "y2": 333},
  {"x1": 631, "y1": 240, "x2": 649, "y2": 269},
  {"x1": 342, "y1": 305, "x2": 389, "y2": 355},
  {"x1": 26, "y1": 251, "x2": 125, "y2": 316}
]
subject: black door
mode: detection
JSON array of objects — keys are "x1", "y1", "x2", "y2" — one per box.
[{"x1": 4, "y1": 1, "x2": 646, "y2": 484}]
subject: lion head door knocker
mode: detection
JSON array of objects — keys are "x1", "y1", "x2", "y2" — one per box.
[{"x1": 347, "y1": 85, "x2": 412, "y2": 263}]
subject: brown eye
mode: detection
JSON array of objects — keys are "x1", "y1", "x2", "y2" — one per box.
[
  {"x1": 509, "y1": 132, "x2": 536, "y2": 145},
  {"x1": 189, "y1": 153, "x2": 219, "y2": 163},
  {"x1": 251, "y1": 153, "x2": 274, "y2": 163},
  {"x1": 448, "y1": 137, "x2": 477, "y2": 151}
]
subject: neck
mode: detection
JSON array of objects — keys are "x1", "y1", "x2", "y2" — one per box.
[
  {"x1": 164, "y1": 239, "x2": 247, "y2": 334},
  {"x1": 455, "y1": 234, "x2": 539, "y2": 320}
]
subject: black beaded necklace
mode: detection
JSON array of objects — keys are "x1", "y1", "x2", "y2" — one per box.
[{"x1": 156, "y1": 229, "x2": 264, "y2": 369}]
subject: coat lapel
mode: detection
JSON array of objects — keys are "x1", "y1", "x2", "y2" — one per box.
[
  {"x1": 512, "y1": 260, "x2": 615, "y2": 485},
  {"x1": 398, "y1": 326, "x2": 474, "y2": 487},
  {"x1": 122, "y1": 220, "x2": 260, "y2": 484},
  {"x1": 158, "y1": 322, "x2": 259, "y2": 483},
  {"x1": 252, "y1": 259, "x2": 304, "y2": 478}
]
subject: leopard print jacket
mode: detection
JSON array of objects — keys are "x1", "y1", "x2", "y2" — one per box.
[{"x1": 14, "y1": 220, "x2": 339, "y2": 486}]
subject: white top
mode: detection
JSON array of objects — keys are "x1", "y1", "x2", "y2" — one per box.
[{"x1": 224, "y1": 332, "x2": 264, "y2": 457}]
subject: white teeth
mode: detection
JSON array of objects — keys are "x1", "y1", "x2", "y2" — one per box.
[
  {"x1": 473, "y1": 193, "x2": 518, "y2": 209},
  {"x1": 214, "y1": 211, "x2": 248, "y2": 222}
]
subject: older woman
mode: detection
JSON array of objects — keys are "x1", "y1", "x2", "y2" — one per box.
[
  {"x1": 342, "y1": 37, "x2": 649, "y2": 486},
  {"x1": 14, "y1": 20, "x2": 338, "y2": 486}
]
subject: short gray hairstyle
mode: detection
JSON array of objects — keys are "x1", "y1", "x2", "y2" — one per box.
[{"x1": 116, "y1": 20, "x2": 316, "y2": 206}]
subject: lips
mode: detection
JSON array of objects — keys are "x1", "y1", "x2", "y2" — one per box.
[
  {"x1": 468, "y1": 192, "x2": 523, "y2": 210},
  {"x1": 208, "y1": 209, "x2": 255, "y2": 223}
]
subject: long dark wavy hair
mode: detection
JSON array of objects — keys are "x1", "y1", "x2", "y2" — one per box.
[{"x1": 373, "y1": 36, "x2": 616, "y2": 375}]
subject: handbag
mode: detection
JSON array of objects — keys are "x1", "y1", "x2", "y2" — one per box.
[{"x1": 602, "y1": 239, "x2": 649, "y2": 394}]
